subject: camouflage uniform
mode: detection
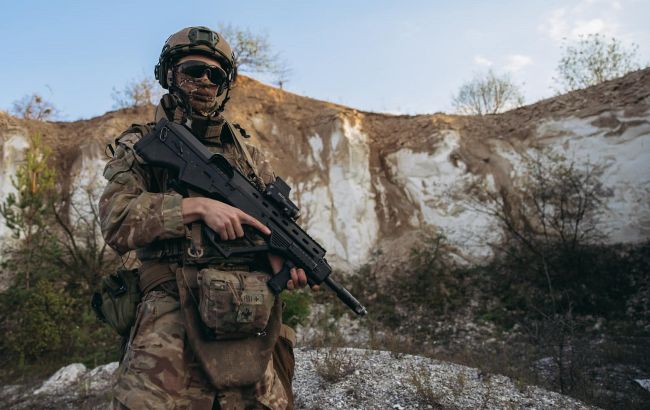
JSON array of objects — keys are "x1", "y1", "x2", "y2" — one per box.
[{"x1": 100, "y1": 103, "x2": 294, "y2": 410}]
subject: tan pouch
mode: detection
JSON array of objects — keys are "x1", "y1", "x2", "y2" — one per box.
[
  {"x1": 178, "y1": 265, "x2": 281, "y2": 389},
  {"x1": 197, "y1": 268, "x2": 275, "y2": 340}
]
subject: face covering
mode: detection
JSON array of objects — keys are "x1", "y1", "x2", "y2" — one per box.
[{"x1": 175, "y1": 70, "x2": 221, "y2": 117}]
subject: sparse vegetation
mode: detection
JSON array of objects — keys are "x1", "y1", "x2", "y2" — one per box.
[
  {"x1": 11, "y1": 93, "x2": 58, "y2": 121},
  {"x1": 452, "y1": 70, "x2": 525, "y2": 115},
  {"x1": 466, "y1": 150, "x2": 618, "y2": 316},
  {"x1": 217, "y1": 23, "x2": 292, "y2": 86},
  {"x1": 301, "y1": 149, "x2": 650, "y2": 409},
  {"x1": 272, "y1": 60, "x2": 292, "y2": 89},
  {"x1": 281, "y1": 290, "x2": 312, "y2": 328},
  {"x1": 0, "y1": 134, "x2": 121, "y2": 381},
  {"x1": 554, "y1": 34, "x2": 642, "y2": 92},
  {"x1": 111, "y1": 75, "x2": 162, "y2": 109},
  {"x1": 312, "y1": 348, "x2": 357, "y2": 384},
  {"x1": 407, "y1": 365, "x2": 446, "y2": 409},
  {"x1": 1, "y1": 280, "x2": 73, "y2": 365},
  {"x1": 0, "y1": 132, "x2": 57, "y2": 290},
  {"x1": 408, "y1": 232, "x2": 464, "y2": 315}
]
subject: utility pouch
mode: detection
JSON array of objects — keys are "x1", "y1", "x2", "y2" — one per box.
[
  {"x1": 91, "y1": 269, "x2": 141, "y2": 336},
  {"x1": 197, "y1": 268, "x2": 275, "y2": 340},
  {"x1": 178, "y1": 265, "x2": 282, "y2": 389}
]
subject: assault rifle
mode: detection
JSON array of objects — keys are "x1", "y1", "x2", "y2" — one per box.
[{"x1": 134, "y1": 118, "x2": 367, "y2": 316}]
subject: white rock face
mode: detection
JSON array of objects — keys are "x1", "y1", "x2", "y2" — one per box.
[
  {"x1": 72, "y1": 144, "x2": 108, "y2": 203},
  {"x1": 535, "y1": 114, "x2": 650, "y2": 243},
  {"x1": 0, "y1": 77, "x2": 648, "y2": 269},
  {"x1": 297, "y1": 119, "x2": 380, "y2": 268},
  {"x1": 1, "y1": 110, "x2": 649, "y2": 269},
  {"x1": 292, "y1": 107, "x2": 649, "y2": 266},
  {"x1": 384, "y1": 132, "x2": 501, "y2": 258},
  {"x1": 33, "y1": 363, "x2": 87, "y2": 395}
]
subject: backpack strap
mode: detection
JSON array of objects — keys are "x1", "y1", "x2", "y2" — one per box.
[
  {"x1": 223, "y1": 121, "x2": 266, "y2": 190},
  {"x1": 225, "y1": 122, "x2": 258, "y2": 175}
]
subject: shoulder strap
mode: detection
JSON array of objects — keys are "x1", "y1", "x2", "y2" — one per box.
[{"x1": 223, "y1": 121, "x2": 261, "y2": 181}]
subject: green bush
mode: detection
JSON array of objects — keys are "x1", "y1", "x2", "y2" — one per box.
[
  {"x1": 339, "y1": 232, "x2": 467, "y2": 334},
  {"x1": 0, "y1": 131, "x2": 121, "y2": 380},
  {"x1": 407, "y1": 233, "x2": 464, "y2": 314},
  {"x1": 281, "y1": 290, "x2": 312, "y2": 328},
  {"x1": 488, "y1": 241, "x2": 642, "y2": 320},
  {"x1": 1, "y1": 280, "x2": 74, "y2": 365}
]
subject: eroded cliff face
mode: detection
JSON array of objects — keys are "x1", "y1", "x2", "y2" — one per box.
[{"x1": 1, "y1": 68, "x2": 649, "y2": 269}]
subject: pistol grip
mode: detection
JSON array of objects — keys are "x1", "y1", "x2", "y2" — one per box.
[{"x1": 267, "y1": 260, "x2": 295, "y2": 294}]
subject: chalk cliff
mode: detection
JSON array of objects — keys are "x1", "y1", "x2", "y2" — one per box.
[{"x1": 1, "y1": 68, "x2": 648, "y2": 269}]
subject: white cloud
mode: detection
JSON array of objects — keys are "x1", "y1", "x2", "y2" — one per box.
[
  {"x1": 504, "y1": 54, "x2": 533, "y2": 72},
  {"x1": 473, "y1": 55, "x2": 493, "y2": 67},
  {"x1": 539, "y1": 0, "x2": 623, "y2": 43},
  {"x1": 541, "y1": 8, "x2": 570, "y2": 42},
  {"x1": 571, "y1": 18, "x2": 608, "y2": 37}
]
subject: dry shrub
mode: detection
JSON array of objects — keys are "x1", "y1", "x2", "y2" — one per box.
[
  {"x1": 312, "y1": 348, "x2": 356, "y2": 384},
  {"x1": 407, "y1": 365, "x2": 447, "y2": 409}
]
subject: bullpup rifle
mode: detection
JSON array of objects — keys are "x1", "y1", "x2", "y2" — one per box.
[{"x1": 134, "y1": 118, "x2": 367, "y2": 316}]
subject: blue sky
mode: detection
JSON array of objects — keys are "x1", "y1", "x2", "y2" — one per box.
[{"x1": 1, "y1": 0, "x2": 648, "y2": 120}]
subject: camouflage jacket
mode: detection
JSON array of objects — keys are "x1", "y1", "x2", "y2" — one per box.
[{"x1": 99, "y1": 107, "x2": 276, "y2": 256}]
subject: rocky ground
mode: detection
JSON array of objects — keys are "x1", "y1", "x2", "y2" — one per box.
[
  {"x1": 294, "y1": 285, "x2": 650, "y2": 410},
  {"x1": 0, "y1": 348, "x2": 602, "y2": 410}
]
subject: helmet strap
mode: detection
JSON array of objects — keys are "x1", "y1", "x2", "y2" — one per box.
[
  {"x1": 167, "y1": 68, "x2": 194, "y2": 122},
  {"x1": 214, "y1": 83, "x2": 231, "y2": 114}
]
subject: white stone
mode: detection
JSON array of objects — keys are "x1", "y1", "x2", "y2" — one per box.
[
  {"x1": 33, "y1": 363, "x2": 87, "y2": 395},
  {"x1": 83, "y1": 362, "x2": 119, "y2": 392}
]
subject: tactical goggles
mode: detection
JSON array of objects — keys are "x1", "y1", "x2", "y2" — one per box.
[{"x1": 176, "y1": 60, "x2": 227, "y2": 85}]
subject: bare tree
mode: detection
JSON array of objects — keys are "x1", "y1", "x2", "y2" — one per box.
[
  {"x1": 218, "y1": 23, "x2": 292, "y2": 87},
  {"x1": 112, "y1": 75, "x2": 163, "y2": 109},
  {"x1": 272, "y1": 58, "x2": 293, "y2": 89},
  {"x1": 462, "y1": 150, "x2": 612, "y2": 393},
  {"x1": 554, "y1": 34, "x2": 642, "y2": 92},
  {"x1": 11, "y1": 93, "x2": 58, "y2": 121},
  {"x1": 465, "y1": 151, "x2": 608, "y2": 267},
  {"x1": 452, "y1": 70, "x2": 525, "y2": 115},
  {"x1": 218, "y1": 23, "x2": 277, "y2": 73},
  {"x1": 52, "y1": 182, "x2": 121, "y2": 289}
]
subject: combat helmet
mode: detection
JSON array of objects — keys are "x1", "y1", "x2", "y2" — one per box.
[{"x1": 155, "y1": 26, "x2": 236, "y2": 115}]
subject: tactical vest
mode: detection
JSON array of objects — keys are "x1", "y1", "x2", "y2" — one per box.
[{"x1": 113, "y1": 119, "x2": 271, "y2": 294}]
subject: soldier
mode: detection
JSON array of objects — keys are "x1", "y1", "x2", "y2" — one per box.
[{"x1": 99, "y1": 26, "x2": 307, "y2": 409}]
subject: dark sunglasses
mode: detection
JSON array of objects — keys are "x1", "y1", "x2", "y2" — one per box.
[{"x1": 176, "y1": 60, "x2": 227, "y2": 85}]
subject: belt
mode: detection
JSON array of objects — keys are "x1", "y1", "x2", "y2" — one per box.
[
  {"x1": 137, "y1": 239, "x2": 187, "y2": 261},
  {"x1": 137, "y1": 239, "x2": 260, "y2": 267}
]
